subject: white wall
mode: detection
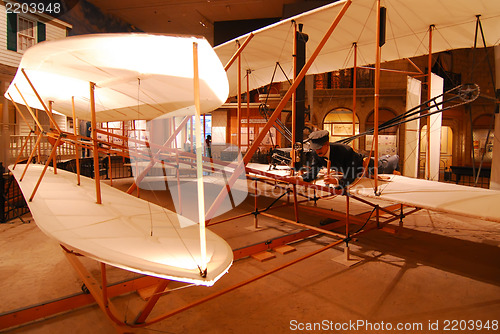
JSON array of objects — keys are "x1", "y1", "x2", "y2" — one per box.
[
  {"x1": 0, "y1": 2, "x2": 69, "y2": 68},
  {"x1": 403, "y1": 76, "x2": 421, "y2": 178},
  {"x1": 426, "y1": 73, "x2": 444, "y2": 181},
  {"x1": 490, "y1": 46, "x2": 500, "y2": 190}
]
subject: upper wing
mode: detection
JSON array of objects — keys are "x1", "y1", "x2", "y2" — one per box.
[
  {"x1": 215, "y1": 0, "x2": 500, "y2": 97},
  {"x1": 5, "y1": 33, "x2": 229, "y2": 122}
]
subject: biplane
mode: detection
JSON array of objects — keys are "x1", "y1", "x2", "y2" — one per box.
[{"x1": 3, "y1": 0, "x2": 500, "y2": 330}]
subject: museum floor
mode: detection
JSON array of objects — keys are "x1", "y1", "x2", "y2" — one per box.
[{"x1": 1, "y1": 178, "x2": 500, "y2": 333}]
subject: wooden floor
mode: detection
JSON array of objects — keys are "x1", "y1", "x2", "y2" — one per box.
[{"x1": 1, "y1": 178, "x2": 500, "y2": 333}]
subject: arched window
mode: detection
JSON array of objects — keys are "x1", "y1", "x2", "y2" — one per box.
[{"x1": 322, "y1": 108, "x2": 359, "y2": 148}]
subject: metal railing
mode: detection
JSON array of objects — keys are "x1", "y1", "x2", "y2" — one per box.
[{"x1": 1, "y1": 163, "x2": 29, "y2": 223}]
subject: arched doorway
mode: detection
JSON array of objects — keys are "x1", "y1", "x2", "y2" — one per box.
[
  {"x1": 420, "y1": 125, "x2": 454, "y2": 178},
  {"x1": 322, "y1": 108, "x2": 359, "y2": 149},
  {"x1": 365, "y1": 108, "x2": 398, "y2": 156},
  {"x1": 472, "y1": 114, "x2": 495, "y2": 164}
]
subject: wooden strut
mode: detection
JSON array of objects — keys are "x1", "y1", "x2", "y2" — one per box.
[
  {"x1": 107, "y1": 154, "x2": 113, "y2": 186},
  {"x1": 19, "y1": 132, "x2": 43, "y2": 182},
  {"x1": 28, "y1": 135, "x2": 62, "y2": 201},
  {"x1": 71, "y1": 96, "x2": 81, "y2": 185},
  {"x1": 36, "y1": 109, "x2": 41, "y2": 164},
  {"x1": 63, "y1": 251, "x2": 128, "y2": 332},
  {"x1": 224, "y1": 33, "x2": 254, "y2": 71},
  {"x1": 237, "y1": 40, "x2": 242, "y2": 150},
  {"x1": 344, "y1": 194, "x2": 351, "y2": 260},
  {"x1": 405, "y1": 57, "x2": 424, "y2": 75},
  {"x1": 13, "y1": 84, "x2": 44, "y2": 133},
  {"x1": 292, "y1": 184, "x2": 300, "y2": 222},
  {"x1": 9, "y1": 93, "x2": 34, "y2": 134},
  {"x1": 12, "y1": 73, "x2": 98, "y2": 199},
  {"x1": 352, "y1": 42, "x2": 357, "y2": 148},
  {"x1": 247, "y1": 69, "x2": 251, "y2": 150},
  {"x1": 373, "y1": 0, "x2": 381, "y2": 193},
  {"x1": 89, "y1": 82, "x2": 102, "y2": 204},
  {"x1": 233, "y1": 219, "x2": 345, "y2": 260},
  {"x1": 291, "y1": 20, "x2": 298, "y2": 166},
  {"x1": 193, "y1": 41, "x2": 208, "y2": 277},
  {"x1": 254, "y1": 177, "x2": 259, "y2": 228},
  {"x1": 172, "y1": 118, "x2": 183, "y2": 215},
  {"x1": 134, "y1": 279, "x2": 170, "y2": 325},
  {"x1": 358, "y1": 65, "x2": 422, "y2": 76},
  {"x1": 12, "y1": 130, "x2": 33, "y2": 169},
  {"x1": 48, "y1": 101, "x2": 57, "y2": 175},
  {"x1": 426, "y1": 25, "x2": 434, "y2": 180},
  {"x1": 11, "y1": 85, "x2": 46, "y2": 180},
  {"x1": 260, "y1": 212, "x2": 346, "y2": 239},
  {"x1": 21, "y1": 68, "x2": 62, "y2": 134}
]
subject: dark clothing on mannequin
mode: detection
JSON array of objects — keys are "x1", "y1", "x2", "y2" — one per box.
[
  {"x1": 301, "y1": 143, "x2": 364, "y2": 187},
  {"x1": 366, "y1": 154, "x2": 400, "y2": 176}
]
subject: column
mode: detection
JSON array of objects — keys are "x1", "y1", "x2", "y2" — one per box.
[
  {"x1": 489, "y1": 46, "x2": 500, "y2": 189},
  {"x1": 403, "y1": 76, "x2": 421, "y2": 178}
]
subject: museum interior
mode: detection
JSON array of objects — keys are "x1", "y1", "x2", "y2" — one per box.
[{"x1": 0, "y1": 0, "x2": 499, "y2": 333}]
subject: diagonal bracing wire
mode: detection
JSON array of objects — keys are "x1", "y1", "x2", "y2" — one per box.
[
  {"x1": 258, "y1": 62, "x2": 294, "y2": 143},
  {"x1": 336, "y1": 83, "x2": 480, "y2": 144}
]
